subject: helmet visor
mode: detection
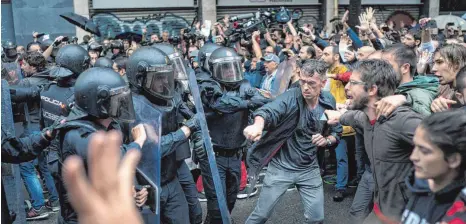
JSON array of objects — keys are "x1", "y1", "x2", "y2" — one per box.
[
  {"x1": 143, "y1": 65, "x2": 175, "y2": 99},
  {"x1": 170, "y1": 54, "x2": 188, "y2": 80},
  {"x1": 108, "y1": 86, "x2": 136, "y2": 123},
  {"x1": 212, "y1": 60, "x2": 243, "y2": 83}
]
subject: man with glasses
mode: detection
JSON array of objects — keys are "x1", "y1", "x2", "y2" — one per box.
[
  {"x1": 244, "y1": 60, "x2": 342, "y2": 224},
  {"x1": 325, "y1": 59, "x2": 423, "y2": 223}
]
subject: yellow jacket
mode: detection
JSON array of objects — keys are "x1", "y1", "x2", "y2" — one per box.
[{"x1": 328, "y1": 65, "x2": 355, "y2": 136}]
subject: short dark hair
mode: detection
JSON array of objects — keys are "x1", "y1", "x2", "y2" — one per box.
[
  {"x1": 352, "y1": 59, "x2": 399, "y2": 98},
  {"x1": 304, "y1": 45, "x2": 316, "y2": 58},
  {"x1": 300, "y1": 59, "x2": 328, "y2": 80},
  {"x1": 407, "y1": 29, "x2": 421, "y2": 41},
  {"x1": 114, "y1": 57, "x2": 127, "y2": 70},
  {"x1": 25, "y1": 51, "x2": 46, "y2": 72},
  {"x1": 382, "y1": 43, "x2": 417, "y2": 77},
  {"x1": 457, "y1": 66, "x2": 466, "y2": 93},
  {"x1": 420, "y1": 110, "x2": 466, "y2": 172},
  {"x1": 27, "y1": 42, "x2": 41, "y2": 52}
]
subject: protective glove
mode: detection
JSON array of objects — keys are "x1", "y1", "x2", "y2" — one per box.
[
  {"x1": 42, "y1": 118, "x2": 66, "y2": 141},
  {"x1": 191, "y1": 131, "x2": 207, "y2": 161},
  {"x1": 183, "y1": 113, "x2": 202, "y2": 132}
]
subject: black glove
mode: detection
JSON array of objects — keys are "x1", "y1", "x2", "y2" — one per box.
[
  {"x1": 244, "y1": 87, "x2": 257, "y2": 100},
  {"x1": 192, "y1": 131, "x2": 207, "y2": 161},
  {"x1": 184, "y1": 113, "x2": 202, "y2": 132},
  {"x1": 42, "y1": 118, "x2": 65, "y2": 141}
]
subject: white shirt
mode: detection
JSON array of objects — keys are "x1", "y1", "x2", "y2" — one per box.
[{"x1": 261, "y1": 69, "x2": 277, "y2": 91}]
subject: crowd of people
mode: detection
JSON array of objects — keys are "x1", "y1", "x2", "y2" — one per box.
[{"x1": 1, "y1": 6, "x2": 466, "y2": 224}]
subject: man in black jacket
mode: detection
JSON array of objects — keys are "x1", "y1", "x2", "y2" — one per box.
[
  {"x1": 326, "y1": 59, "x2": 423, "y2": 223},
  {"x1": 244, "y1": 60, "x2": 342, "y2": 224},
  {"x1": 1, "y1": 127, "x2": 54, "y2": 223}
]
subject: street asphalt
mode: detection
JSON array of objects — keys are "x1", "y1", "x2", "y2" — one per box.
[{"x1": 29, "y1": 182, "x2": 356, "y2": 224}]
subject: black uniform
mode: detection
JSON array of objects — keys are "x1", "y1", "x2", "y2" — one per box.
[
  {"x1": 56, "y1": 67, "x2": 137, "y2": 224},
  {"x1": 1, "y1": 130, "x2": 52, "y2": 224},
  {"x1": 126, "y1": 47, "x2": 194, "y2": 223},
  {"x1": 153, "y1": 43, "x2": 203, "y2": 224},
  {"x1": 196, "y1": 47, "x2": 269, "y2": 223}
]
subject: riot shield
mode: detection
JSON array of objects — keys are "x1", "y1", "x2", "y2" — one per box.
[
  {"x1": 2, "y1": 61, "x2": 22, "y2": 85},
  {"x1": 1, "y1": 79, "x2": 26, "y2": 223},
  {"x1": 131, "y1": 95, "x2": 162, "y2": 224},
  {"x1": 187, "y1": 69, "x2": 231, "y2": 223},
  {"x1": 270, "y1": 57, "x2": 295, "y2": 98}
]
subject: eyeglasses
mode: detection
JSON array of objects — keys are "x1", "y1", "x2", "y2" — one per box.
[
  {"x1": 348, "y1": 80, "x2": 366, "y2": 86},
  {"x1": 265, "y1": 51, "x2": 274, "y2": 54}
]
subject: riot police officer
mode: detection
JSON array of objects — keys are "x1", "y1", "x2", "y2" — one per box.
[
  {"x1": 9, "y1": 45, "x2": 90, "y2": 214},
  {"x1": 196, "y1": 43, "x2": 222, "y2": 80},
  {"x1": 93, "y1": 57, "x2": 114, "y2": 69},
  {"x1": 2, "y1": 41, "x2": 19, "y2": 63},
  {"x1": 106, "y1": 40, "x2": 126, "y2": 60},
  {"x1": 2, "y1": 41, "x2": 21, "y2": 85},
  {"x1": 195, "y1": 47, "x2": 269, "y2": 223},
  {"x1": 152, "y1": 43, "x2": 203, "y2": 224},
  {"x1": 56, "y1": 67, "x2": 147, "y2": 224},
  {"x1": 126, "y1": 47, "x2": 200, "y2": 224}
]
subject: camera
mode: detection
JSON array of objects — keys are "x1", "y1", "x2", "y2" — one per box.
[
  {"x1": 110, "y1": 40, "x2": 124, "y2": 49},
  {"x1": 169, "y1": 36, "x2": 181, "y2": 45}
]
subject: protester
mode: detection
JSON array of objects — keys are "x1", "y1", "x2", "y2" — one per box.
[
  {"x1": 321, "y1": 45, "x2": 355, "y2": 201},
  {"x1": 401, "y1": 110, "x2": 466, "y2": 224},
  {"x1": 326, "y1": 59, "x2": 423, "y2": 222},
  {"x1": 4, "y1": 5, "x2": 466, "y2": 224},
  {"x1": 245, "y1": 60, "x2": 342, "y2": 223},
  {"x1": 431, "y1": 44, "x2": 466, "y2": 112}
]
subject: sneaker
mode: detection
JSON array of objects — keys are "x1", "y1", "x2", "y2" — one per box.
[
  {"x1": 198, "y1": 192, "x2": 207, "y2": 202},
  {"x1": 45, "y1": 200, "x2": 60, "y2": 212},
  {"x1": 26, "y1": 206, "x2": 49, "y2": 220},
  {"x1": 237, "y1": 186, "x2": 258, "y2": 199},
  {"x1": 348, "y1": 179, "x2": 359, "y2": 188},
  {"x1": 333, "y1": 190, "x2": 346, "y2": 202}
]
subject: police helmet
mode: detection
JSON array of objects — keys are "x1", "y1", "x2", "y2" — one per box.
[
  {"x1": 74, "y1": 67, "x2": 135, "y2": 122},
  {"x1": 208, "y1": 47, "x2": 244, "y2": 84},
  {"x1": 126, "y1": 47, "x2": 175, "y2": 100}
]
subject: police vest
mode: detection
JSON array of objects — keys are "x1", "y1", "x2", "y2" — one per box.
[
  {"x1": 40, "y1": 83, "x2": 74, "y2": 128},
  {"x1": 206, "y1": 80, "x2": 250, "y2": 150}
]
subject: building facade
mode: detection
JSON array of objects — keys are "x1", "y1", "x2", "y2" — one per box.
[{"x1": 2, "y1": 0, "x2": 465, "y2": 45}]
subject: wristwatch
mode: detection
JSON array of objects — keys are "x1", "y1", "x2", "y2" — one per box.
[{"x1": 326, "y1": 138, "x2": 332, "y2": 147}]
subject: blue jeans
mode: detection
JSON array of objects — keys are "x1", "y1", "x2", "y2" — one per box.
[
  {"x1": 335, "y1": 137, "x2": 349, "y2": 190},
  {"x1": 19, "y1": 161, "x2": 45, "y2": 209},
  {"x1": 19, "y1": 122, "x2": 59, "y2": 209},
  {"x1": 350, "y1": 170, "x2": 374, "y2": 223},
  {"x1": 19, "y1": 122, "x2": 45, "y2": 209},
  {"x1": 246, "y1": 162, "x2": 324, "y2": 224},
  {"x1": 37, "y1": 151, "x2": 59, "y2": 202}
]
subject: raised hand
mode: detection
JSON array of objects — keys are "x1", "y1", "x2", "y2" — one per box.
[
  {"x1": 418, "y1": 50, "x2": 433, "y2": 65},
  {"x1": 341, "y1": 10, "x2": 349, "y2": 23},
  {"x1": 356, "y1": 13, "x2": 370, "y2": 32}
]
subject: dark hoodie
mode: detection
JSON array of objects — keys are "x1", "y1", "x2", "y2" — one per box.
[{"x1": 401, "y1": 170, "x2": 466, "y2": 224}]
